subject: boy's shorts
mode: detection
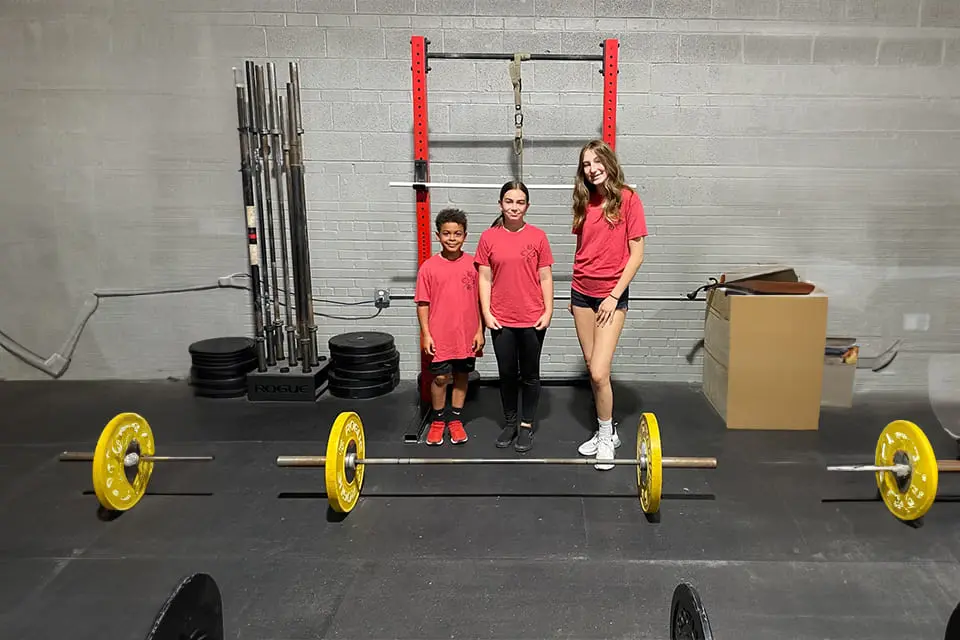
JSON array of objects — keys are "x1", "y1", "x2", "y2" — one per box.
[{"x1": 429, "y1": 358, "x2": 476, "y2": 376}]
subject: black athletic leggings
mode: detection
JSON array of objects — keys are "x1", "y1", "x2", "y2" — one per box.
[{"x1": 490, "y1": 326, "x2": 547, "y2": 426}]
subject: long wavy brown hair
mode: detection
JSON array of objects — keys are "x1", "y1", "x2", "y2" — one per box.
[{"x1": 572, "y1": 139, "x2": 634, "y2": 232}]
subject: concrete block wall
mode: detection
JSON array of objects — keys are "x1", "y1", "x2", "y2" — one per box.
[{"x1": 1, "y1": 1, "x2": 958, "y2": 399}]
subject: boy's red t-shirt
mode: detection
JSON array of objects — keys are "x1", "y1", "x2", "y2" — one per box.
[
  {"x1": 572, "y1": 187, "x2": 648, "y2": 298},
  {"x1": 414, "y1": 252, "x2": 481, "y2": 363},
  {"x1": 474, "y1": 223, "x2": 554, "y2": 327}
]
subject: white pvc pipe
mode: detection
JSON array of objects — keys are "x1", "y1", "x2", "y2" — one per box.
[
  {"x1": 389, "y1": 181, "x2": 638, "y2": 190},
  {"x1": 390, "y1": 181, "x2": 572, "y2": 190}
]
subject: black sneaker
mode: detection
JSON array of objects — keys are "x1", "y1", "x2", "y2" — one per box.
[
  {"x1": 515, "y1": 426, "x2": 534, "y2": 453},
  {"x1": 496, "y1": 423, "x2": 517, "y2": 448}
]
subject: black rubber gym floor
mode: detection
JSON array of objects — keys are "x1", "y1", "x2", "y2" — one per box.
[{"x1": 1, "y1": 378, "x2": 959, "y2": 639}]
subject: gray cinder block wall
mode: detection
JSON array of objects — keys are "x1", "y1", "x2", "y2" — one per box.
[{"x1": 1, "y1": 1, "x2": 958, "y2": 399}]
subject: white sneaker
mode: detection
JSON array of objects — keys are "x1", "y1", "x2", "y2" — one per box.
[
  {"x1": 595, "y1": 435, "x2": 615, "y2": 471},
  {"x1": 578, "y1": 428, "x2": 621, "y2": 456}
]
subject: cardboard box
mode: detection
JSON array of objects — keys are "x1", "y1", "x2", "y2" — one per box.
[
  {"x1": 821, "y1": 338, "x2": 858, "y2": 408},
  {"x1": 701, "y1": 266, "x2": 828, "y2": 430}
]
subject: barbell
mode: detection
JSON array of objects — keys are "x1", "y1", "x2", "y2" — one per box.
[
  {"x1": 57, "y1": 412, "x2": 215, "y2": 512},
  {"x1": 55, "y1": 411, "x2": 955, "y2": 525},
  {"x1": 275, "y1": 411, "x2": 718, "y2": 515},
  {"x1": 827, "y1": 419, "x2": 960, "y2": 522}
]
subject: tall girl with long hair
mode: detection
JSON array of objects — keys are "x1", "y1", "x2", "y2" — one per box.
[
  {"x1": 475, "y1": 181, "x2": 555, "y2": 453},
  {"x1": 569, "y1": 140, "x2": 647, "y2": 470}
]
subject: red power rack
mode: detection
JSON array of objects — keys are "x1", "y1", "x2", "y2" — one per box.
[{"x1": 405, "y1": 36, "x2": 621, "y2": 441}]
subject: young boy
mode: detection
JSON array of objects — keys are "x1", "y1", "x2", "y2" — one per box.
[{"x1": 415, "y1": 208, "x2": 485, "y2": 446}]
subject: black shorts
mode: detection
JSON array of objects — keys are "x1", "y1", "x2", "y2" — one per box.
[
  {"x1": 429, "y1": 358, "x2": 476, "y2": 376},
  {"x1": 570, "y1": 286, "x2": 629, "y2": 312}
]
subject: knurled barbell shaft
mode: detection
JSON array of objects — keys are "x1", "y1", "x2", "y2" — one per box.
[
  {"x1": 275, "y1": 455, "x2": 717, "y2": 469},
  {"x1": 58, "y1": 452, "x2": 215, "y2": 462}
]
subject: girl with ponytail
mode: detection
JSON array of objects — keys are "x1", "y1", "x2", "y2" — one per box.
[{"x1": 475, "y1": 181, "x2": 554, "y2": 452}]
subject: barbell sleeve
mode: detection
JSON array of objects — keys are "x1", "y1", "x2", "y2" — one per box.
[
  {"x1": 663, "y1": 457, "x2": 718, "y2": 469},
  {"x1": 59, "y1": 452, "x2": 96, "y2": 461}
]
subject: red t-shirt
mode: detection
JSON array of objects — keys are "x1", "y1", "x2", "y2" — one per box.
[
  {"x1": 572, "y1": 187, "x2": 647, "y2": 298},
  {"x1": 414, "y1": 252, "x2": 481, "y2": 362},
  {"x1": 474, "y1": 224, "x2": 554, "y2": 327}
]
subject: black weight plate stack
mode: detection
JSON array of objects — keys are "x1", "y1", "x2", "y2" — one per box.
[
  {"x1": 328, "y1": 331, "x2": 400, "y2": 399},
  {"x1": 188, "y1": 337, "x2": 257, "y2": 399}
]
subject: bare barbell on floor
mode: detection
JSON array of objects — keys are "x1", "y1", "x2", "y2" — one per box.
[
  {"x1": 58, "y1": 412, "x2": 215, "y2": 512},
  {"x1": 275, "y1": 411, "x2": 718, "y2": 515},
  {"x1": 826, "y1": 419, "x2": 960, "y2": 522},
  {"x1": 277, "y1": 455, "x2": 717, "y2": 468}
]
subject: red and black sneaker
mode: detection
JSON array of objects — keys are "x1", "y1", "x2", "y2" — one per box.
[
  {"x1": 425, "y1": 420, "x2": 445, "y2": 446},
  {"x1": 448, "y1": 419, "x2": 468, "y2": 444}
]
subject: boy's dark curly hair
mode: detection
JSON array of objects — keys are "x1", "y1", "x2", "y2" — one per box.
[{"x1": 435, "y1": 208, "x2": 468, "y2": 232}]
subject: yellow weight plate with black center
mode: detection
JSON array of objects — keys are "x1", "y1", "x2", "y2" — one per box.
[
  {"x1": 875, "y1": 419, "x2": 938, "y2": 522},
  {"x1": 92, "y1": 412, "x2": 155, "y2": 511},
  {"x1": 325, "y1": 412, "x2": 366, "y2": 513},
  {"x1": 637, "y1": 412, "x2": 662, "y2": 514}
]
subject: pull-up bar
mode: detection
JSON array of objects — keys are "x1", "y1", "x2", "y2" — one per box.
[
  {"x1": 391, "y1": 181, "x2": 573, "y2": 190},
  {"x1": 428, "y1": 52, "x2": 604, "y2": 62},
  {"x1": 389, "y1": 181, "x2": 638, "y2": 190}
]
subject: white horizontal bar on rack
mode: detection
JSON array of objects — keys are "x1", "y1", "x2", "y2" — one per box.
[
  {"x1": 389, "y1": 182, "x2": 638, "y2": 190},
  {"x1": 389, "y1": 181, "x2": 571, "y2": 190}
]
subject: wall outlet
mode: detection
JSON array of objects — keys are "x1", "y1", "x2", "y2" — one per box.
[
  {"x1": 375, "y1": 289, "x2": 390, "y2": 309},
  {"x1": 903, "y1": 313, "x2": 930, "y2": 332}
]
